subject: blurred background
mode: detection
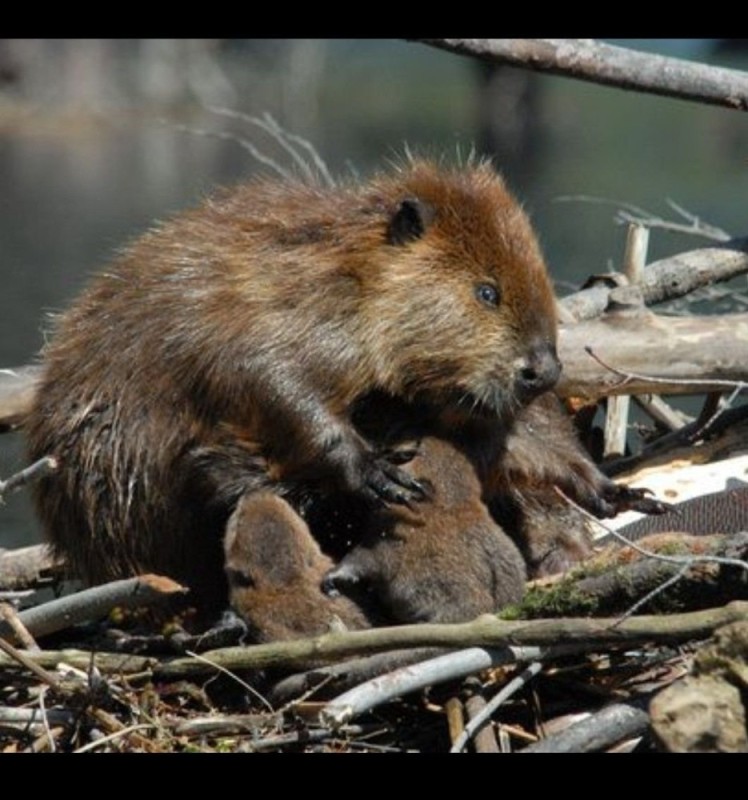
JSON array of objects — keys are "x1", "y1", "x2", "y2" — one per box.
[{"x1": 1, "y1": 38, "x2": 747, "y2": 546}]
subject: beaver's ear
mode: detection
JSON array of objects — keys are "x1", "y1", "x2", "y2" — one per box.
[{"x1": 387, "y1": 198, "x2": 435, "y2": 245}]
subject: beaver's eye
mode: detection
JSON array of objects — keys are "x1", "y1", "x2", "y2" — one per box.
[
  {"x1": 475, "y1": 283, "x2": 500, "y2": 308},
  {"x1": 226, "y1": 569, "x2": 255, "y2": 588}
]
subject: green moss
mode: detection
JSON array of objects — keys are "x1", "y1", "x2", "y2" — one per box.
[{"x1": 503, "y1": 580, "x2": 601, "y2": 620}]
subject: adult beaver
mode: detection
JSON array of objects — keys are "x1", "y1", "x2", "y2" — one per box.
[{"x1": 26, "y1": 158, "x2": 652, "y2": 620}]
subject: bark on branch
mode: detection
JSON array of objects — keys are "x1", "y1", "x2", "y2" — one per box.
[
  {"x1": 1, "y1": 603, "x2": 746, "y2": 685},
  {"x1": 559, "y1": 237, "x2": 748, "y2": 322},
  {"x1": 0, "y1": 574, "x2": 187, "y2": 642},
  {"x1": 417, "y1": 39, "x2": 748, "y2": 111},
  {"x1": 132, "y1": 601, "x2": 748, "y2": 676}
]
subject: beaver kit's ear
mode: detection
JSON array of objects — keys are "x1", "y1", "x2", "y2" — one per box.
[{"x1": 387, "y1": 198, "x2": 435, "y2": 245}]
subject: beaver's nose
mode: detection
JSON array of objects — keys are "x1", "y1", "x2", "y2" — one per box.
[{"x1": 515, "y1": 340, "x2": 561, "y2": 400}]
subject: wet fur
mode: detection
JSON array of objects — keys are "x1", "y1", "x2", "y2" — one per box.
[
  {"x1": 224, "y1": 492, "x2": 369, "y2": 642},
  {"x1": 25, "y1": 157, "x2": 656, "y2": 623},
  {"x1": 26, "y1": 160, "x2": 561, "y2": 611},
  {"x1": 324, "y1": 436, "x2": 527, "y2": 623}
]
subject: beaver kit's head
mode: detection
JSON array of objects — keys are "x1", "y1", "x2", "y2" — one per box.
[
  {"x1": 224, "y1": 492, "x2": 369, "y2": 642},
  {"x1": 356, "y1": 159, "x2": 560, "y2": 421}
]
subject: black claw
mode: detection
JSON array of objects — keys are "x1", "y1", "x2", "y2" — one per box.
[
  {"x1": 629, "y1": 496, "x2": 675, "y2": 515},
  {"x1": 321, "y1": 573, "x2": 341, "y2": 597},
  {"x1": 363, "y1": 457, "x2": 427, "y2": 506},
  {"x1": 322, "y1": 565, "x2": 360, "y2": 597},
  {"x1": 609, "y1": 486, "x2": 674, "y2": 516},
  {"x1": 385, "y1": 446, "x2": 420, "y2": 465}
]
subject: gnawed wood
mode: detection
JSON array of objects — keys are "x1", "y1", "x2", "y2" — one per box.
[
  {"x1": 521, "y1": 701, "x2": 650, "y2": 753},
  {"x1": 1, "y1": 574, "x2": 187, "y2": 642},
  {"x1": 0, "y1": 544, "x2": 63, "y2": 591},
  {"x1": 558, "y1": 310, "x2": 748, "y2": 399},
  {"x1": 0, "y1": 365, "x2": 41, "y2": 431}
]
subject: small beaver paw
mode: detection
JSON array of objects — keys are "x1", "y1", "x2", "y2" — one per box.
[
  {"x1": 606, "y1": 484, "x2": 673, "y2": 516},
  {"x1": 562, "y1": 476, "x2": 674, "y2": 519},
  {"x1": 321, "y1": 563, "x2": 360, "y2": 597},
  {"x1": 360, "y1": 455, "x2": 427, "y2": 507}
]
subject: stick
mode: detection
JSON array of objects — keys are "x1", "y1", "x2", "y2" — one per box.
[
  {"x1": 0, "y1": 544, "x2": 64, "y2": 591},
  {"x1": 0, "y1": 602, "x2": 38, "y2": 650},
  {"x1": 603, "y1": 223, "x2": 649, "y2": 456},
  {"x1": 0, "y1": 365, "x2": 41, "y2": 431},
  {"x1": 559, "y1": 237, "x2": 748, "y2": 322},
  {"x1": 451, "y1": 662, "x2": 544, "y2": 753},
  {"x1": 1, "y1": 603, "x2": 748, "y2": 679},
  {"x1": 4, "y1": 574, "x2": 187, "y2": 641},
  {"x1": 444, "y1": 696, "x2": 465, "y2": 749},
  {"x1": 0, "y1": 706, "x2": 75, "y2": 726},
  {"x1": 633, "y1": 395, "x2": 692, "y2": 432},
  {"x1": 520, "y1": 701, "x2": 650, "y2": 753},
  {"x1": 558, "y1": 316, "x2": 748, "y2": 399},
  {"x1": 0, "y1": 456, "x2": 58, "y2": 501},
  {"x1": 417, "y1": 39, "x2": 748, "y2": 111},
  {"x1": 269, "y1": 648, "x2": 445, "y2": 706},
  {"x1": 463, "y1": 685, "x2": 501, "y2": 753}
]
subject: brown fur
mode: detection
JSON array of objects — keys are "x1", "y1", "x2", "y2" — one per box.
[
  {"x1": 323, "y1": 390, "x2": 653, "y2": 581},
  {"x1": 224, "y1": 492, "x2": 369, "y2": 642},
  {"x1": 25, "y1": 159, "x2": 563, "y2": 611},
  {"x1": 489, "y1": 392, "x2": 668, "y2": 576},
  {"x1": 324, "y1": 436, "x2": 527, "y2": 623}
]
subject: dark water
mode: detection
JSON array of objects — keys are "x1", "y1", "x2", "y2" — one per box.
[{"x1": 1, "y1": 39, "x2": 747, "y2": 548}]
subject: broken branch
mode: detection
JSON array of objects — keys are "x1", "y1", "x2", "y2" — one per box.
[{"x1": 417, "y1": 39, "x2": 748, "y2": 111}]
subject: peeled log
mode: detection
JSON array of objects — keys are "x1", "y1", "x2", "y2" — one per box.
[
  {"x1": 0, "y1": 365, "x2": 41, "y2": 431},
  {"x1": 557, "y1": 310, "x2": 748, "y2": 400}
]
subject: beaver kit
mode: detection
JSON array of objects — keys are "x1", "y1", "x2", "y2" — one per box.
[
  {"x1": 25, "y1": 158, "x2": 655, "y2": 635},
  {"x1": 322, "y1": 435, "x2": 527, "y2": 624}
]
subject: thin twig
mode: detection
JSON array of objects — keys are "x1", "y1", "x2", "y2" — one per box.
[
  {"x1": 557, "y1": 487, "x2": 748, "y2": 575},
  {"x1": 73, "y1": 724, "x2": 155, "y2": 753},
  {"x1": 0, "y1": 456, "x2": 58, "y2": 501},
  {"x1": 612, "y1": 563, "x2": 693, "y2": 626},
  {"x1": 171, "y1": 122, "x2": 294, "y2": 181},
  {"x1": 556, "y1": 195, "x2": 728, "y2": 246},
  {"x1": 451, "y1": 662, "x2": 544, "y2": 753},
  {"x1": 617, "y1": 205, "x2": 731, "y2": 242},
  {"x1": 183, "y1": 649, "x2": 274, "y2": 713},
  {"x1": 585, "y1": 346, "x2": 747, "y2": 394}
]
